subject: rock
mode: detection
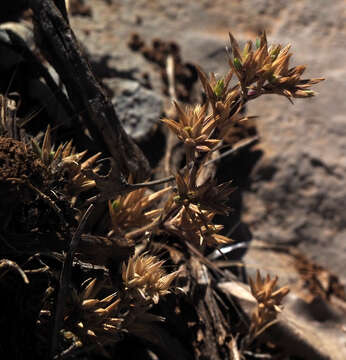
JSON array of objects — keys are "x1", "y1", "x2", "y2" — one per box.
[
  {"x1": 240, "y1": 1, "x2": 346, "y2": 283},
  {"x1": 104, "y1": 78, "x2": 162, "y2": 141}
]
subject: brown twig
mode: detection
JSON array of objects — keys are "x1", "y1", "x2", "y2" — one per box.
[
  {"x1": 50, "y1": 203, "x2": 95, "y2": 359},
  {"x1": 205, "y1": 136, "x2": 259, "y2": 166},
  {"x1": 133, "y1": 135, "x2": 260, "y2": 189},
  {"x1": 6, "y1": 178, "x2": 68, "y2": 227},
  {"x1": 0, "y1": 259, "x2": 29, "y2": 284},
  {"x1": 125, "y1": 217, "x2": 161, "y2": 239},
  {"x1": 27, "y1": 182, "x2": 68, "y2": 227},
  {"x1": 163, "y1": 55, "x2": 179, "y2": 176}
]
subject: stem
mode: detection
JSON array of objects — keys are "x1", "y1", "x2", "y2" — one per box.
[{"x1": 50, "y1": 204, "x2": 95, "y2": 359}]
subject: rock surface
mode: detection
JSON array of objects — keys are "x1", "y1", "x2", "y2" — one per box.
[
  {"x1": 71, "y1": 0, "x2": 346, "y2": 283},
  {"x1": 105, "y1": 78, "x2": 162, "y2": 141}
]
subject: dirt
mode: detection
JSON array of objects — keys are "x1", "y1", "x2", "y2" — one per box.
[
  {"x1": 0, "y1": 137, "x2": 48, "y2": 214},
  {"x1": 0, "y1": 136, "x2": 47, "y2": 183}
]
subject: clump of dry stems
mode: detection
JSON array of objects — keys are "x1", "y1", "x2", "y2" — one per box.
[
  {"x1": 1, "y1": 30, "x2": 323, "y2": 359},
  {"x1": 62, "y1": 254, "x2": 177, "y2": 350},
  {"x1": 31, "y1": 125, "x2": 101, "y2": 203},
  {"x1": 53, "y1": 31, "x2": 321, "y2": 352}
]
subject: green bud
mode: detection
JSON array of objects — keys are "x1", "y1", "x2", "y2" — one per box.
[
  {"x1": 49, "y1": 150, "x2": 55, "y2": 161},
  {"x1": 269, "y1": 46, "x2": 280, "y2": 61},
  {"x1": 31, "y1": 140, "x2": 42, "y2": 157},
  {"x1": 213, "y1": 79, "x2": 225, "y2": 98},
  {"x1": 173, "y1": 195, "x2": 181, "y2": 203},
  {"x1": 183, "y1": 126, "x2": 193, "y2": 135},
  {"x1": 233, "y1": 57, "x2": 242, "y2": 71},
  {"x1": 111, "y1": 200, "x2": 121, "y2": 210},
  {"x1": 242, "y1": 42, "x2": 251, "y2": 59},
  {"x1": 268, "y1": 74, "x2": 277, "y2": 83},
  {"x1": 255, "y1": 38, "x2": 261, "y2": 49}
]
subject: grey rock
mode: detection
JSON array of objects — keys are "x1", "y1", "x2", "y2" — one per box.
[{"x1": 104, "y1": 78, "x2": 162, "y2": 141}]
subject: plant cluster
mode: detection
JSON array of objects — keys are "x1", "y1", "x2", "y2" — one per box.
[
  {"x1": 248, "y1": 271, "x2": 290, "y2": 341},
  {"x1": 0, "y1": 29, "x2": 323, "y2": 360}
]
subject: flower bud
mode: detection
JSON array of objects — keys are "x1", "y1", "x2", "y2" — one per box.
[{"x1": 233, "y1": 57, "x2": 242, "y2": 71}]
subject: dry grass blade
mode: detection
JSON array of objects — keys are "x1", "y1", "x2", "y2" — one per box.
[{"x1": 0, "y1": 259, "x2": 29, "y2": 284}]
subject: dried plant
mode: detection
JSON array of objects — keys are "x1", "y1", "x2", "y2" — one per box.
[
  {"x1": 173, "y1": 170, "x2": 234, "y2": 215},
  {"x1": 0, "y1": 23, "x2": 325, "y2": 360},
  {"x1": 248, "y1": 271, "x2": 289, "y2": 340},
  {"x1": 63, "y1": 278, "x2": 123, "y2": 347},
  {"x1": 31, "y1": 125, "x2": 100, "y2": 201},
  {"x1": 228, "y1": 32, "x2": 324, "y2": 100},
  {"x1": 108, "y1": 186, "x2": 171, "y2": 237},
  {"x1": 167, "y1": 205, "x2": 232, "y2": 247},
  {"x1": 160, "y1": 30, "x2": 323, "y2": 258},
  {"x1": 61, "y1": 254, "x2": 178, "y2": 352},
  {"x1": 162, "y1": 102, "x2": 219, "y2": 162},
  {"x1": 196, "y1": 66, "x2": 244, "y2": 136},
  {"x1": 122, "y1": 253, "x2": 178, "y2": 304}
]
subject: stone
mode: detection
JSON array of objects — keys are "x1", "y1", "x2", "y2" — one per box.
[{"x1": 103, "y1": 78, "x2": 162, "y2": 141}]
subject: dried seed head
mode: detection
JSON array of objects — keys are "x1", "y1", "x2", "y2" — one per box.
[
  {"x1": 122, "y1": 254, "x2": 178, "y2": 304},
  {"x1": 109, "y1": 186, "x2": 171, "y2": 236},
  {"x1": 249, "y1": 271, "x2": 289, "y2": 338},
  {"x1": 162, "y1": 102, "x2": 219, "y2": 161},
  {"x1": 31, "y1": 125, "x2": 100, "y2": 199},
  {"x1": 64, "y1": 278, "x2": 123, "y2": 347}
]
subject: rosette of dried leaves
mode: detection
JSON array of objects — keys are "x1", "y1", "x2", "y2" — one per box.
[
  {"x1": 162, "y1": 102, "x2": 219, "y2": 162},
  {"x1": 31, "y1": 125, "x2": 100, "y2": 201},
  {"x1": 174, "y1": 171, "x2": 234, "y2": 215},
  {"x1": 167, "y1": 205, "x2": 232, "y2": 247},
  {"x1": 63, "y1": 278, "x2": 123, "y2": 348},
  {"x1": 62, "y1": 255, "x2": 178, "y2": 352},
  {"x1": 248, "y1": 271, "x2": 289, "y2": 339},
  {"x1": 122, "y1": 254, "x2": 178, "y2": 304},
  {"x1": 228, "y1": 31, "x2": 324, "y2": 100},
  {"x1": 108, "y1": 186, "x2": 171, "y2": 237}
]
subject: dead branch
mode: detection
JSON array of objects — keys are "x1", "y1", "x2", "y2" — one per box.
[{"x1": 28, "y1": 0, "x2": 150, "y2": 183}]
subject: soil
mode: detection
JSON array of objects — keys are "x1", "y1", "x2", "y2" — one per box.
[
  {"x1": 0, "y1": 136, "x2": 47, "y2": 183},
  {"x1": 0, "y1": 137, "x2": 48, "y2": 217}
]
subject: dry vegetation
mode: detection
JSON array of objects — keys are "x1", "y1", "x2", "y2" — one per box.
[{"x1": 0, "y1": 1, "x2": 326, "y2": 359}]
